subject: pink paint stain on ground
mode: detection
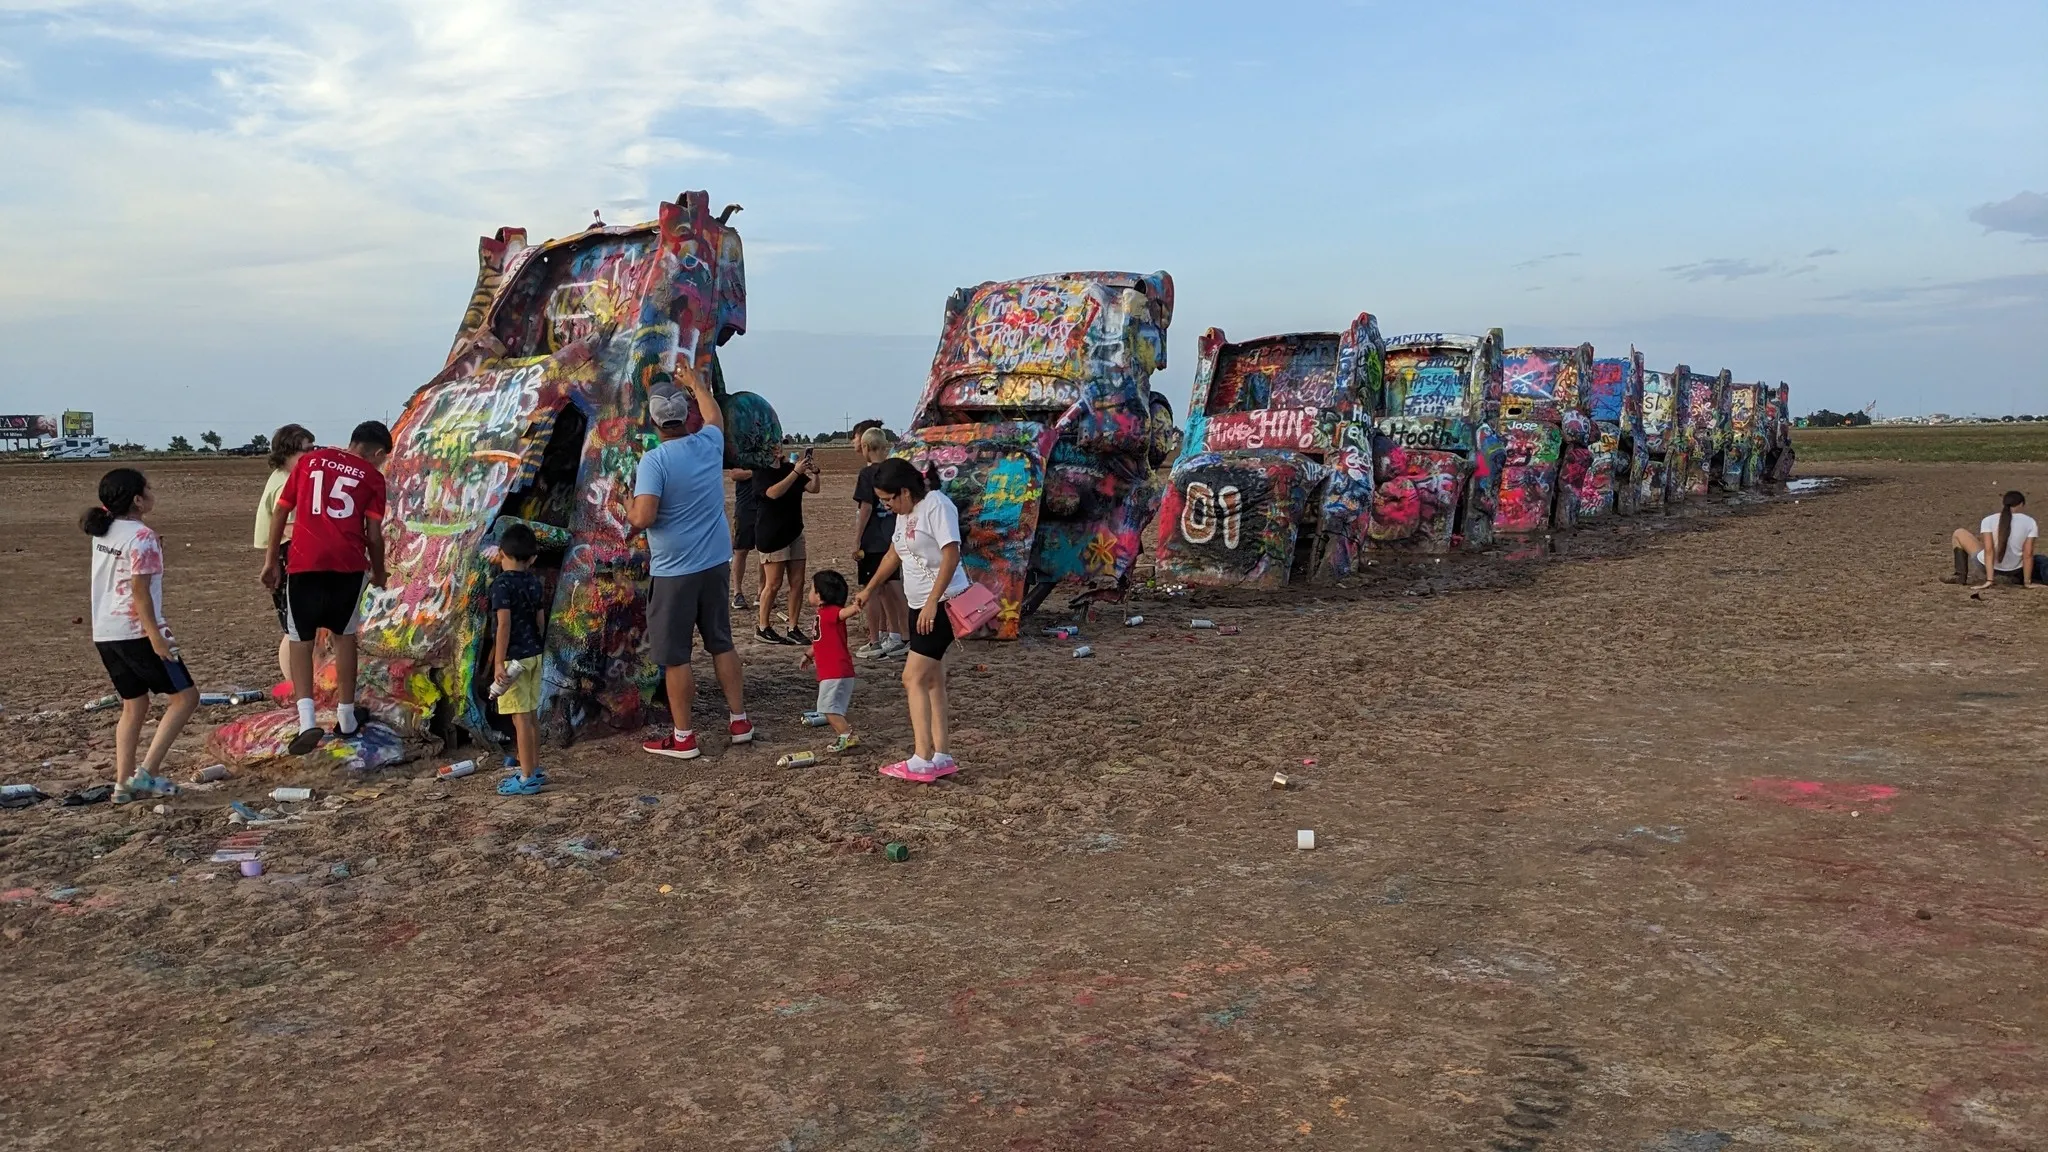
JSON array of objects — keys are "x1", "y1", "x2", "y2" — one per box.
[{"x1": 1745, "y1": 778, "x2": 1901, "y2": 814}]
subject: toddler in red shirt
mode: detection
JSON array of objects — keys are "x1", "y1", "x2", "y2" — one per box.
[{"x1": 798, "y1": 570, "x2": 860, "y2": 754}]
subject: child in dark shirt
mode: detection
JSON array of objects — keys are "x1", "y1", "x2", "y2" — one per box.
[
  {"x1": 798, "y1": 570, "x2": 860, "y2": 754},
  {"x1": 489, "y1": 523, "x2": 548, "y2": 794}
]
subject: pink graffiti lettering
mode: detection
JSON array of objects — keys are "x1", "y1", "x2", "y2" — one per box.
[{"x1": 1203, "y1": 407, "x2": 1320, "y2": 451}]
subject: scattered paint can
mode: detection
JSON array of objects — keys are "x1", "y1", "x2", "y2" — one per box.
[
  {"x1": 192, "y1": 764, "x2": 229, "y2": 783},
  {"x1": 801, "y1": 711, "x2": 829, "y2": 728},
  {"x1": 1297, "y1": 829, "x2": 1316, "y2": 851},
  {"x1": 776, "y1": 751, "x2": 819, "y2": 769},
  {"x1": 1271, "y1": 772, "x2": 1290, "y2": 790},
  {"x1": 1191, "y1": 619, "x2": 1215, "y2": 629},
  {"x1": 1217, "y1": 625, "x2": 1241, "y2": 636},
  {"x1": 1071, "y1": 645, "x2": 1094, "y2": 659},
  {"x1": 227, "y1": 689, "x2": 267, "y2": 705},
  {"x1": 884, "y1": 842, "x2": 910, "y2": 863},
  {"x1": 269, "y1": 787, "x2": 312, "y2": 803},
  {"x1": 436, "y1": 760, "x2": 475, "y2": 780},
  {"x1": 239, "y1": 859, "x2": 265, "y2": 878},
  {"x1": 199, "y1": 692, "x2": 232, "y2": 706},
  {"x1": 1124, "y1": 614, "x2": 1144, "y2": 626}
]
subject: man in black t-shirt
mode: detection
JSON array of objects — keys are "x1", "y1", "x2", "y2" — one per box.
[{"x1": 727, "y1": 466, "x2": 756, "y2": 609}]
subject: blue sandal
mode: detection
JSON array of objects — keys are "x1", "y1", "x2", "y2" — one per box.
[{"x1": 497, "y1": 774, "x2": 545, "y2": 796}]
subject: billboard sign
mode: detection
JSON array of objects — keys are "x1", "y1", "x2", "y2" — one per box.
[
  {"x1": 0, "y1": 415, "x2": 58, "y2": 439},
  {"x1": 62, "y1": 411, "x2": 93, "y2": 437}
]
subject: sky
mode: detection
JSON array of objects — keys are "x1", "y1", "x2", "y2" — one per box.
[{"x1": 0, "y1": 0, "x2": 2043, "y2": 447}]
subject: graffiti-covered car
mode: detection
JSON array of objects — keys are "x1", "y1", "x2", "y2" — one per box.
[
  {"x1": 213, "y1": 192, "x2": 753, "y2": 766},
  {"x1": 1494, "y1": 343, "x2": 1595, "y2": 534},
  {"x1": 1671, "y1": 366, "x2": 1730, "y2": 500},
  {"x1": 1637, "y1": 366, "x2": 1681, "y2": 510},
  {"x1": 1580, "y1": 349, "x2": 1649, "y2": 517},
  {"x1": 1155, "y1": 315, "x2": 1382, "y2": 588},
  {"x1": 1763, "y1": 382, "x2": 1796, "y2": 484},
  {"x1": 1367, "y1": 330, "x2": 1506, "y2": 552},
  {"x1": 897, "y1": 271, "x2": 1176, "y2": 638},
  {"x1": 1723, "y1": 382, "x2": 1768, "y2": 490}
]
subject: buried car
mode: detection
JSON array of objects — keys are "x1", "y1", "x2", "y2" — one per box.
[
  {"x1": 1723, "y1": 381, "x2": 1768, "y2": 490},
  {"x1": 1580, "y1": 349, "x2": 1650, "y2": 517},
  {"x1": 1672, "y1": 366, "x2": 1731, "y2": 500},
  {"x1": 1155, "y1": 315, "x2": 1383, "y2": 588},
  {"x1": 1494, "y1": 343, "x2": 1596, "y2": 534},
  {"x1": 1637, "y1": 366, "x2": 1682, "y2": 510},
  {"x1": 210, "y1": 191, "x2": 756, "y2": 765},
  {"x1": 896, "y1": 271, "x2": 1179, "y2": 637},
  {"x1": 1367, "y1": 330, "x2": 1506, "y2": 552}
]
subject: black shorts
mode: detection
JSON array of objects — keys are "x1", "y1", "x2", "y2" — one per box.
[
  {"x1": 905, "y1": 597, "x2": 955, "y2": 660},
  {"x1": 269, "y1": 541, "x2": 291, "y2": 630},
  {"x1": 732, "y1": 483, "x2": 759, "y2": 551},
  {"x1": 648, "y1": 565, "x2": 735, "y2": 665},
  {"x1": 856, "y1": 549, "x2": 901, "y2": 587},
  {"x1": 96, "y1": 639, "x2": 195, "y2": 700},
  {"x1": 284, "y1": 571, "x2": 367, "y2": 641}
]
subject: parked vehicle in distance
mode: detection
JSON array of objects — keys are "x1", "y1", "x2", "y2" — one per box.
[
  {"x1": 1156, "y1": 314, "x2": 1382, "y2": 588},
  {"x1": 1671, "y1": 366, "x2": 1730, "y2": 500},
  {"x1": 1494, "y1": 343, "x2": 1595, "y2": 534},
  {"x1": 43, "y1": 436, "x2": 111, "y2": 460},
  {"x1": 1368, "y1": 330, "x2": 1505, "y2": 552},
  {"x1": 1638, "y1": 367, "x2": 1681, "y2": 510},
  {"x1": 898, "y1": 270, "x2": 1177, "y2": 635},
  {"x1": 1582, "y1": 350, "x2": 1649, "y2": 517}
]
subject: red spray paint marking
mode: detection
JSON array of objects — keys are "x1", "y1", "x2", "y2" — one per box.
[{"x1": 1745, "y1": 778, "x2": 1900, "y2": 814}]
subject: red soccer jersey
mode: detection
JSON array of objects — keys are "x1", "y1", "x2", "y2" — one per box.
[
  {"x1": 812, "y1": 604, "x2": 855, "y2": 681},
  {"x1": 276, "y1": 448, "x2": 387, "y2": 574}
]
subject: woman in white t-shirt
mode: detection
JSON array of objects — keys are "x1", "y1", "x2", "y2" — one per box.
[
  {"x1": 83, "y1": 468, "x2": 199, "y2": 801},
  {"x1": 1948, "y1": 490, "x2": 2043, "y2": 589},
  {"x1": 851, "y1": 458, "x2": 972, "y2": 783}
]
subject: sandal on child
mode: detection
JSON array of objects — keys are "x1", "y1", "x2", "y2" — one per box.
[
  {"x1": 828, "y1": 734, "x2": 860, "y2": 754},
  {"x1": 125, "y1": 774, "x2": 180, "y2": 799},
  {"x1": 496, "y1": 774, "x2": 545, "y2": 796},
  {"x1": 878, "y1": 760, "x2": 938, "y2": 784}
]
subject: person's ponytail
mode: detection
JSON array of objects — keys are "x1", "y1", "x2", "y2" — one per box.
[
  {"x1": 1995, "y1": 490, "x2": 2025, "y2": 571},
  {"x1": 81, "y1": 467, "x2": 147, "y2": 537},
  {"x1": 923, "y1": 461, "x2": 943, "y2": 497}
]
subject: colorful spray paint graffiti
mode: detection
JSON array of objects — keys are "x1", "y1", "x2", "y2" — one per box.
[
  {"x1": 1368, "y1": 330, "x2": 1505, "y2": 552},
  {"x1": 1639, "y1": 368, "x2": 1679, "y2": 510},
  {"x1": 1673, "y1": 366, "x2": 1730, "y2": 500},
  {"x1": 1583, "y1": 350, "x2": 1649, "y2": 517},
  {"x1": 899, "y1": 271, "x2": 1175, "y2": 636},
  {"x1": 1764, "y1": 382, "x2": 1797, "y2": 484},
  {"x1": 1495, "y1": 344, "x2": 1595, "y2": 534},
  {"x1": 211, "y1": 191, "x2": 750, "y2": 763},
  {"x1": 1723, "y1": 383, "x2": 1767, "y2": 490},
  {"x1": 1156, "y1": 316, "x2": 1382, "y2": 587}
]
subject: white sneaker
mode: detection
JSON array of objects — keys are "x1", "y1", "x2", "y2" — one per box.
[
  {"x1": 879, "y1": 636, "x2": 909, "y2": 657},
  {"x1": 855, "y1": 642, "x2": 886, "y2": 659}
]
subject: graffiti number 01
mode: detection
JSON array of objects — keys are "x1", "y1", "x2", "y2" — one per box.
[
  {"x1": 308, "y1": 472, "x2": 360, "y2": 520},
  {"x1": 1182, "y1": 482, "x2": 1243, "y2": 549}
]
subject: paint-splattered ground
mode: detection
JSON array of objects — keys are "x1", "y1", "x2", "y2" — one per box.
[{"x1": 2, "y1": 454, "x2": 2044, "y2": 1151}]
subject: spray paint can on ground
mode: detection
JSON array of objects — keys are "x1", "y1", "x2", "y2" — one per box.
[
  {"x1": 436, "y1": 760, "x2": 476, "y2": 780},
  {"x1": 269, "y1": 787, "x2": 313, "y2": 803}
]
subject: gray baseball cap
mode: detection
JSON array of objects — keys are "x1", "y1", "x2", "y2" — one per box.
[{"x1": 648, "y1": 392, "x2": 692, "y2": 426}]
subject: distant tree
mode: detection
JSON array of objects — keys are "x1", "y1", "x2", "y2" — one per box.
[
  {"x1": 115, "y1": 441, "x2": 145, "y2": 453},
  {"x1": 246, "y1": 433, "x2": 270, "y2": 449},
  {"x1": 201, "y1": 430, "x2": 223, "y2": 450},
  {"x1": 168, "y1": 435, "x2": 193, "y2": 452}
]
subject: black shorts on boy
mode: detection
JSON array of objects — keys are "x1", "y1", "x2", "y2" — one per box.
[{"x1": 96, "y1": 640, "x2": 195, "y2": 699}]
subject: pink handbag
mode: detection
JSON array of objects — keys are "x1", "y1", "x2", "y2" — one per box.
[{"x1": 943, "y1": 579, "x2": 1001, "y2": 637}]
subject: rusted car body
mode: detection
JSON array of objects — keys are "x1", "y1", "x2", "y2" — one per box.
[
  {"x1": 1723, "y1": 382, "x2": 1768, "y2": 489},
  {"x1": 1494, "y1": 343, "x2": 1595, "y2": 534},
  {"x1": 1671, "y1": 366, "x2": 1730, "y2": 500},
  {"x1": 1367, "y1": 330, "x2": 1506, "y2": 552},
  {"x1": 1581, "y1": 350, "x2": 1649, "y2": 517},
  {"x1": 1637, "y1": 366, "x2": 1680, "y2": 510},
  {"x1": 1156, "y1": 315, "x2": 1383, "y2": 587},
  {"x1": 897, "y1": 271, "x2": 1177, "y2": 637}
]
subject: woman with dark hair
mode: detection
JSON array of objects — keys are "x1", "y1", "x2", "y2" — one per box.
[
  {"x1": 83, "y1": 468, "x2": 199, "y2": 801},
  {"x1": 1949, "y1": 491, "x2": 2042, "y2": 589},
  {"x1": 255, "y1": 423, "x2": 316, "y2": 681},
  {"x1": 851, "y1": 458, "x2": 970, "y2": 782}
]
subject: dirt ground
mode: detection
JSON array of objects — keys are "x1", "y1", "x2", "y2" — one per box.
[{"x1": 2, "y1": 454, "x2": 2044, "y2": 1151}]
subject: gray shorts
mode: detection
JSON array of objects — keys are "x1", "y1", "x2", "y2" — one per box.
[
  {"x1": 815, "y1": 677, "x2": 855, "y2": 717},
  {"x1": 648, "y1": 565, "x2": 735, "y2": 665}
]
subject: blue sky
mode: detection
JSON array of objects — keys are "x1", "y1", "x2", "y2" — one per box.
[{"x1": 1, "y1": 0, "x2": 2043, "y2": 446}]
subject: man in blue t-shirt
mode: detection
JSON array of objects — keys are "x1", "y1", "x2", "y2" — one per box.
[{"x1": 627, "y1": 372, "x2": 753, "y2": 760}]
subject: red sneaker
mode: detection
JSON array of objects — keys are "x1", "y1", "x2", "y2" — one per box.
[
  {"x1": 729, "y1": 717, "x2": 755, "y2": 744},
  {"x1": 643, "y1": 731, "x2": 700, "y2": 760}
]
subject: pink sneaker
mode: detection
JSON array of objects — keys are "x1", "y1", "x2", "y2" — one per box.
[
  {"x1": 879, "y1": 760, "x2": 939, "y2": 784},
  {"x1": 729, "y1": 717, "x2": 755, "y2": 745},
  {"x1": 643, "y1": 731, "x2": 700, "y2": 760},
  {"x1": 929, "y1": 754, "x2": 959, "y2": 779}
]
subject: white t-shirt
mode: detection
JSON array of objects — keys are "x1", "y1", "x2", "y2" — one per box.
[
  {"x1": 90, "y1": 519, "x2": 174, "y2": 643},
  {"x1": 1978, "y1": 511, "x2": 2040, "y2": 571},
  {"x1": 893, "y1": 490, "x2": 973, "y2": 609}
]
